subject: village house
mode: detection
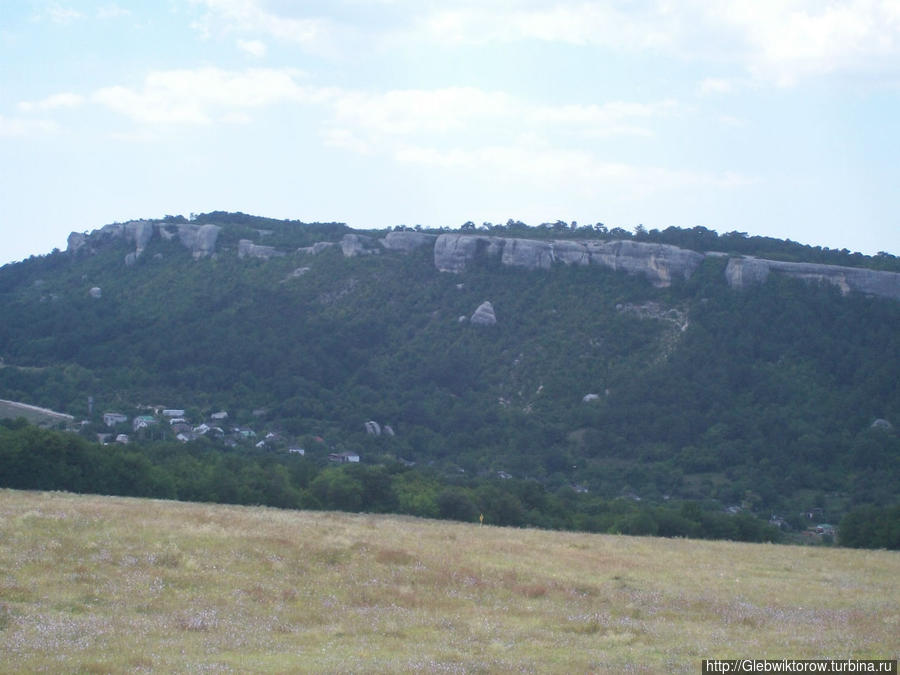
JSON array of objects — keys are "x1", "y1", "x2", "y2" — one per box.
[
  {"x1": 103, "y1": 412, "x2": 128, "y2": 427},
  {"x1": 162, "y1": 409, "x2": 185, "y2": 418},
  {"x1": 132, "y1": 415, "x2": 156, "y2": 431},
  {"x1": 328, "y1": 451, "x2": 360, "y2": 463}
]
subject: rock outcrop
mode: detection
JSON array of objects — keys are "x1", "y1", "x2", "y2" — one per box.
[
  {"x1": 297, "y1": 241, "x2": 337, "y2": 255},
  {"x1": 61, "y1": 218, "x2": 900, "y2": 301},
  {"x1": 470, "y1": 301, "x2": 497, "y2": 326},
  {"x1": 725, "y1": 257, "x2": 900, "y2": 301},
  {"x1": 124, "y1": 220, "x2": 155, "y2": 256},
  {"x1": 340, "y1": 234, "x2": 379, "y2": 257},
  {"x1": 238, "y1": 239, "x2": 284, "y2": 260},
  {"x1": 380, "y1": 231, "x2": 437, "y2": 253},
  {"x1": 178, "y1": 224, "x2": 221, "y2": 259},
  {"x1": 434, "y1": 234, "x2": 704, "y2": 286},
  {"x1": 433, "y1": 235, "x2": 504, "y2": 273},
  {"x1": 67, "y1": 231, "x2": 87, "y2": 254},
  {"x1": 66, "y1": 220, "x2": 221, "y2": 260}
]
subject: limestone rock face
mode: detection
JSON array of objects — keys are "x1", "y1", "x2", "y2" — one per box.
[
  {"x1": 584, "y1": 240, "x2": 704, "y2": 286},
  {"x1": 297, "y1": 241, "x2": 337, "y2": 255},
  {"x1": 433, "y1": 234, "x2": 703, "y2": 285},
  {"x1": 434, "y1": 235, "x2": 503, "y2": 272},
  {"x1": 552, "y1": 240, "x2": 592, "y2": 266},
  {"x1": 501, "y1": 238, "x2": 555, "y2": 269},
  {"x1": 725, "y1": 257, "x2": 900, "y2": 301},
  {"x1": 238, "y1": 239, "x2": 284, "y2": 260},
  {"x1": 124, "y1": 220, "x2": 155, "y2": 256},
  {"x1": 364, "y1": 420, "x2": 381, "y2": 436},
  {"x1": 724, "y1": 257, "x2": 770, "y2": 289},
  {"x1": 341, "y1": 234, "x2": 379, "y2": 257},
  {"x1": 66, "y1": 232, "x2": 87, "y2": 254},
  {"x1": 178, "y1": 224, "x2": 221, "y2": 258},
  {"x1": 380, "y1": 231, "x2": 437, "y2": 253},
  {"x1": 470, "y1": 300, "x2": 497, "y2": 326}
]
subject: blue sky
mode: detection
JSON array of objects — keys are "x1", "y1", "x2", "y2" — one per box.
[{"x1": 2, "y1": 0, "x2": 899, "y2": 265}]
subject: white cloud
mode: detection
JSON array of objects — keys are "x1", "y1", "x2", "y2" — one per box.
[
  {"x1": 418, "y1": 3, "x2": 673, "y2": 50},
  {"x1": 531, "y1": 100, "x2": 679, "y2": 137},
  {"x1": 318, "y1": 86, "x2": 734, "y2": 197},
  {"x1": 391, "y1": 141, "x2": 751, "y2": 196},
  {"x1": 330, "y1": 87, "x2": 515, "y2": 136},
  {"x1": 37, "y1": 3, "x2": 83, "y2": 24},
  {"x1": 698, "y1": 78, "x2": 737, "y2": 95},
  {"x1": 18, "y1": 92, "x2": 84, "y2": 112},
  {"x1": 322, "y1": 128, "x2": 372, "y2": 155},
  {"x1": 190, "y1": 0, "x2": 329, "y2": 47},
  {"x1": 326, "y1": 87, "x2": 676, "y2": 142},
  {"x1": 714, "y1": 0, "x2": 900, "y2": 86},
  {"x1": 237, "y1": 38, "x2": 267, "y2": 57},
  {"x1": 96, "y1": 4, "x2": 130, "y2": 20},
  {"x1": 91, "y1": 67, "x2": 317, "y2": 125},
  {"x1": 411, "y1": 1, "x2": 900, "y2": 87},
  {"x1": 0, "y1": 115, "x2": 58, "y2": 137}
]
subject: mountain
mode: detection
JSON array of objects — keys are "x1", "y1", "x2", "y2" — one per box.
[{"x1": 1, "y1": 213, "x2": 898, "y2": 544}]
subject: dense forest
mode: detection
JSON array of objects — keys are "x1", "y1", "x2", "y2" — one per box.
[{"x1": 0, "y1": 213, "x2": 898, "y2": 548}]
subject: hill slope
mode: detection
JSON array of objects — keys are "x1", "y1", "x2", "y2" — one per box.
[
  {"x1": 0, "y1": 213, "x2": 898, "y2": 534},
  {"x1": 1, "y1": 489, "x2": 897, "y2": 673}
]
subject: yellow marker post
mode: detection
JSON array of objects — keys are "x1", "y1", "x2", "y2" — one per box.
[{"x1": 479, "y1": 513, "x2": 484, "y2": 526}]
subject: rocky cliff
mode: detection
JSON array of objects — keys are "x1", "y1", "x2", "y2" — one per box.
[
  {"x1": 65, "y1": 220, "x2": 900, "y2": 301},
  {"x1": 725, "y1": 257, "x2": 900, "y2": 300},
  {"x1": 433, "y1": 234, "x2": 705, "y2": 286},
  {"x1": 68, "y1": 220, "x2": 220, "y2": 262}
]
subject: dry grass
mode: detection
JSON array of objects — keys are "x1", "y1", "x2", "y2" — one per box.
[{"x1": 0, "y1": 489, "x2": 897, "y2": 673}]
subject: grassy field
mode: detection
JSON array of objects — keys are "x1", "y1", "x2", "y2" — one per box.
[
  {"x1": 0, "y1": 399, "x2": 74, "y2": 429},
  {"x1": 0, "y1": 490, "x2": 897, "y2": 673}
]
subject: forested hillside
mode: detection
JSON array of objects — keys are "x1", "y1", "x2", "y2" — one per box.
[{"x1": 1, "y1": 213, "x2": 898, "y2": 546}]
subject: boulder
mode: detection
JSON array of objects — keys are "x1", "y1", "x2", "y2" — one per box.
[
  {"x1": 364, "y1": 420, "x2": 381, "y2": 436},
  {"x1": 380, "y1": 231, "x2": 437, "y2": 253},
  {"x1": 470, "y1": 301, "x2": 497, "y2": 326},
  {"x1": 871, "y1": 418, "x2": 893, "y2": 431},
  {"x1": 89, "y1": 287, "x2": 102, "y2": 298},
  {"x1": 582, "y1": 394, "x2": 600, "y2": 402}
]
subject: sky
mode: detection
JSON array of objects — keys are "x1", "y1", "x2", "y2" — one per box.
[{"x1": 2, "y1": 0, "x2": 900, "y2": 266}]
